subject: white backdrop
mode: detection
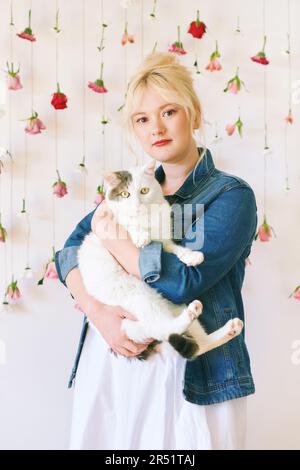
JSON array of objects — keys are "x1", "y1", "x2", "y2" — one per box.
[{"x1": 0, "y1": 0, "x2": 300, "y2": 450}]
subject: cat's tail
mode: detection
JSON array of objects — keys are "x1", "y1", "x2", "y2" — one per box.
[{"x1": 168, "y1": 333, "x2": 199, "y2": 359}]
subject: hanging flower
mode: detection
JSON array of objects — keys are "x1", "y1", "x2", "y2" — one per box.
[
  {"x1": 0, "y1": 160, "x2": 4, "y2": 175},
  {"x1": 51, "y1": 82, "x2": 68, "y2": 110},
  {"x1": 6, "y1": 277, "x2": 21, "y2": 301},
  {"x1": 289, "y1": 286, "x2": 300, "y2": 301},
  {"x1": 226, "y1": 115, "x2": 243, "y2": 137},
  {"x1": 17, "y1": 9, "x2": 36, "y2": 42},
  {"x1": 245, "y1": 257, "x2": 252, "y2": 267},
  {"x1": 188, "y1": 10, "x2": 206, "y2": 39},
  {"x1": 150, "y1": 0, "x2": 158, "y2": 18},
  {"x1": 76, "y1": 156, "x2": 88, "y2": 174},
  {"x1": 25, "y1": 111, "x2": 46, "y2": 135},
  {"x1": 169, "y1": 26, "x2": 187, "y2": 55},
  {"x1": 52, "y1": 170, "x2": 68, "y2": 198},
  {"x1": 88, "y1": 63, "x2": 108, "y2": 94},
  {"x1": 255, "y1": 215, "x2": 275, "y2": 242},
  {"x1": 6, "y1": 62, "x2": 23, "y2": 90},
  {"x1": 0, "y1": 297, "x2": 12, "y2": 313},
  {"x1": 121, "y1": 22, "x2": 135, "y2": 45},
  {"x1": 0, "y1": 147, "x2": 11, "y2": 161},
  {"x1": 0, "y1": 222, "x2": 7, "y2": 243},
  {"x1": 285, "y1": 110, "x2": 294, "y2": 125},
  {"x1": 23, "y1": 266, "x2": 34, "y2": 279},
  {"x1": 51, "y1": 8, "x2": 62, "y2": 34},
  {"x1": 251, "y1": 36, "x2": 269, "y2": 65},
  {"x1": 205, "y1": 41, "x2": 222, "y2": 71},
  {"x1": 94, "y1": 184, "x2": 105, "y2": 205},
  {"x1": 38, "y1": 247, "x2": 58, "y2": 285},
  {"x1": 224, "y1": 67, "x2": 246, "y2": 94}
]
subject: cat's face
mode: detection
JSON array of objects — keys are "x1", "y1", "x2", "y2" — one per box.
[{"x1": 104, "y1": 161, "x2": 165, "y2": 221}]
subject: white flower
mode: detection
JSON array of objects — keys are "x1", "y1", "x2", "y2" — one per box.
[
  {"x1": 23, "y1": 266, "x2": 34, "y2": 279},
  {"x1": 75, "y1": 162, "x2": 88, "y2": 175},
  {"x1": 262, "y1": 147, "x2": 273, "y2": 157},
  {"x1": 0, "y1": 147, "x2": 11, "y2": 160}
]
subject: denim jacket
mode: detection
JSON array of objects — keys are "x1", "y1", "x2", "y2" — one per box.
[{"x1": 55, "y1": 148, "x2": 257, "y2": 405}]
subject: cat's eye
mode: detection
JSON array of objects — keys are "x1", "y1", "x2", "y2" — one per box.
[
  {"x1": 120, "y1": 191, "x2": 130, "y2": 198},
  {"x1": 140, "y1": 187, "x2": 150, "y2": 195}
]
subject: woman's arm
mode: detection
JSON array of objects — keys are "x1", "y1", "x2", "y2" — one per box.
[{"x1": 95, "y1": 187, "x2": 257, "y2": 305}]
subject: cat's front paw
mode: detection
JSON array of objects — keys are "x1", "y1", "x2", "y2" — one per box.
[
  {"x1": 132, "y1": 233, "x2": 151, "y2": 248},
  {"x1": 187, "y1": 300, "x2": 203, "y2": 320},
  {"x1": 226, "y1": 318, "x2": 244, "y2": 338},
  {"x1": 178, "y1": 250, "x2": 204, "y2": 267}
]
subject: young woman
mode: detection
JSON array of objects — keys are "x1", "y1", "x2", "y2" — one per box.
[{"x1": 55, "y1": 52, "x2": 257, "y2": 450}]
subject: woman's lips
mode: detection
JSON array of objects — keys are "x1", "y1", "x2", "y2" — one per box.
[{"x1": 153, "y1": 140, "x2": 172, "y2": 147}]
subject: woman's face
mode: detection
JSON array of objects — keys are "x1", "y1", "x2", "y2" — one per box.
[{"x1": 131, "y1": 87, "x2": 198, "y2": 164}]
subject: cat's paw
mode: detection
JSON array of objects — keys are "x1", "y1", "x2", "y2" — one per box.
[
  {"x1": 187, "y1": 300, "x2": 203, "y2": 320},
  {"x1": 133, "y1": 233, "x2": 151, "y2": 248},
  {"x1": 178, "y1": 250, "x2": 204, "y2": 267},
  {"x1": 226, "y1": 318, "x2": 244, "y2": 338}
]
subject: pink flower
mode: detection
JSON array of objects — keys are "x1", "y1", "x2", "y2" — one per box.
[
  {"x1": 38, "y1": 247, "x2": 59, "y2": 285},
  {"x1": 294, "y1": 288, "x2": 300, "y2": 301},
  {"x1": 255, "y1": 215, "x2": 275, "y2": 242},
  {"x1": 45, "y1": 261, "x2": 59, "y2": 279},
  {"x1": 206, "y1": 58, "x2": 222, "y2": 71},
  {"x1": 206, "y1": 42, "x2": 222, "y2": 71},
  {"x1": 94, "y1": 184, "x2": 105, "y2": 205},
  {"x1": 121, "y1": 23, "x2": 135, "y2": 45},
  {"x1": 289, "y1": 285, "x2": 300, "y2": 301},
  {"x1": 25, "y1": 111, "x2": 46, "y2": 135},
  {"x1": 17, "y1": 9, "x2": 36, "y2": 42},
  {"x1": 169, "y1": 26, "x2": 187, "y2": 55},
  {"x1": 224, "y1": 68, "x2": 246, "y2": 94},
  {"x1": 251, "y1": 36, "x2": 269, "y2": 66},
  {"x1": 7, "y1": 75, "x2": 23, "y2": 90},
  {"x1": 88, "y1": 80, "x2": 108, "y2": 94},
  {"x1": 285, "y1": 111, "x2": 294, "y2": 125},
  {"x1": 53, "y1": 180, "x2": 68, "y2": 198},
  {"x1": 52, "y1": 170, "x2": 68, "y2": 198},
  {"x1": 226, "y1": 116, "x2": 243, "y2": 137},
  {"x1": 226, "y1": 124, "x2": 236, "y2": 136},
  {"x1": 6, "y1": 278, "x2": 21, "y2": 301}
]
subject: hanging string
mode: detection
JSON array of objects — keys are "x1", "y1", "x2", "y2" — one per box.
[
  {"x1": 262, "y1": 0, "x2": 268, "y2": 217},
  {"x1": 9, "y1": 0, "x2": 15, "y2": 289},
  {"x1": 122, "y1": 6, "x2": 128, "y2": 170},
  {"x1": 82, "y1": 0, "x2": 87, "y2": 215},
  {"x1": 100, "y1": 0, "x2": 107, "y2": 175},
  {"x1": 52, "y1": 0, "x2": 59, "y2": 253},
  {"x1": 284, "y1": 0, "x2": 292, "y2": 191}
]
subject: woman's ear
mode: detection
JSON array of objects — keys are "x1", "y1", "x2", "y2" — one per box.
[{"x1": 193, "y1": 105, "x2": 201, "y2": 130}]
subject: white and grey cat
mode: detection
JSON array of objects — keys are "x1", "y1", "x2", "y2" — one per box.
[{"x1": 78, "y1": 160, "x2": 243, "y2": 360}]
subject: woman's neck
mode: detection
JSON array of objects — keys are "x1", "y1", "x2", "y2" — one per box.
[{"x1": 161, "y1": 144, "x2": 202, "y2": 195}]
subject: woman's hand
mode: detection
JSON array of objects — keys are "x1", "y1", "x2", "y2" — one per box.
[
  {"x1": 89, "y1": 301, "x2": 154, "y2": 357},
  {"x1": 92, "y1": 200, "x2": 128, "y2": 241}
]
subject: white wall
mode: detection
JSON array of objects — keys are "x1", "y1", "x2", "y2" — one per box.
[{"x1": 0, "y1": 0, "x2": 300, "y2": 450}]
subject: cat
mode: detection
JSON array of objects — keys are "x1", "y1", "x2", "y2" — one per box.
[{"x1": 77, "y1": 160, "x2": 243, "y2": 360}]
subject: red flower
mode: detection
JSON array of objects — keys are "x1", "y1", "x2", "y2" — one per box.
[
  {"x1": 251, "y1": 36, "x2": 269, "y2": 66},
  {"x1": 17, "y1": 10, "x2": 36, "y2": 42},
  {"x1": 51, "y1": 83, "x2": 68, "y2": 110},
  {"x1": 255, "y1": 215, "x2": 275, "y2": 242},
  {"x1": 88, "y1": 64, "x2": 108, "y2": 93},
  {"x1": 188, "y1": 11, "x2": 206, "y2": 39}
]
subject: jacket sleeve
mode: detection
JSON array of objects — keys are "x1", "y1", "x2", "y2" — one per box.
[
  {"x1": 55, "y1": 208, "x2": 96, "y2": 287},
  {"x1": 138, "y1": 186, "x2": 257, "y2": 305}
]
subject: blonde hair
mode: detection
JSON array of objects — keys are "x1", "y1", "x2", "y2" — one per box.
[{"x1": 122, "y1": 51, "x2": 205, "y2": 157}]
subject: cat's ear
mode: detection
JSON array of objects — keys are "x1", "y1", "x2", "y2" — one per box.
[
  {"x1": 103, "y1": 171, "x2": 121, "y2": 188},
  {"x1": 142, "y1": 160, "x2": 156, "y2": 177}
]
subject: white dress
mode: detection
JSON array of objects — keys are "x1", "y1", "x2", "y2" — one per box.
[{"x1": 69, "y1": 323, "x2": 247, "y2": 450}]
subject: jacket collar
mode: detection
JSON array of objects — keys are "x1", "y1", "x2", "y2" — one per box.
[{"x1": 155, "y1": 147, "x2": 215, "y2": 199}]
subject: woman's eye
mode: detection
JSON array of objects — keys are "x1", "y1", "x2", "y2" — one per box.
[
  {"x1": 140, "y1": 187, "x2": 150, "y2": 195},
  {"x1": 163, "y1": 109, "x2": 176, "y2": 117},
  {"x1": 120, "y1": 191, "x2": 130, "y2": 198},
  {"x1": 136, "y1": 117, "x2": 147, "y2": 124}
]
